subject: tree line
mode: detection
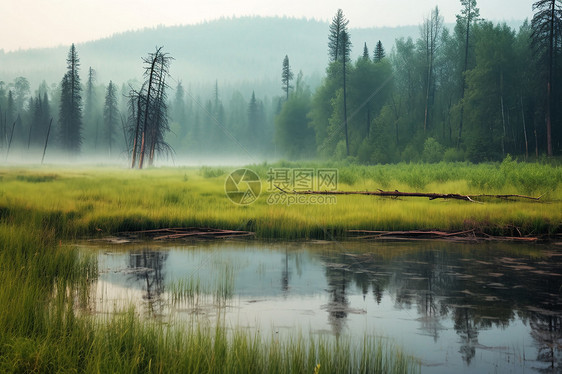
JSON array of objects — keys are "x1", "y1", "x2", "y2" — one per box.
[
  {"x1": 277, "y1": 0, "x2": 562, "y2": 162},
  {"x1": 0, "y1": 0, "x2": 560, "y2": 164}
]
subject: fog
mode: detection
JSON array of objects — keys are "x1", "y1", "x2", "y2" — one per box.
[{"x1": 2, "y1": 14, "x2": 553, "y2": 167}]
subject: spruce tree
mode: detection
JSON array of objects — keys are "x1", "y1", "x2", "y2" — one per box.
[
  {"x1": 328, "y1": 9, "x2": 349, "y2": 62},
  {"x1": 103, "y1": 81, "x2": 119, "y2": 157},
  {"x1": 362, "y1": 42, "x2": 370, "y2": 60},
  {"x1": 532, "y1": 0, "x2": 562, "y2": 156},
  {"x1": 58, "y1": 44, "x2": 83, "y2": 154},
  {"x1": 281, "y1": 55, "x2": 294, "y2": 100},
  {"x1": 456, "y1": 0, "x2": 480, "y2": 148},
  {"x1": 341, "y1": 30, "x2": 351, "y2": 156},
  {"x1": 374, "y1": 40, "x2": 386, "y2": 62}
]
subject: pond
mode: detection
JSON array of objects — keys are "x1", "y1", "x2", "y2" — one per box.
[{"x1": 82, "y1": 240, "x2": 562, "y2": 373}]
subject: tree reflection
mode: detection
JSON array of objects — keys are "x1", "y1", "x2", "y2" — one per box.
[
  {"x1": 281, "y1": 249, "x2": 290, "y2": 293},
  {"x1": 454, "y1": 307, "x2": 479, "y2": 365},
  {"x1": 128, "y1": 249, "x2": 168, "y2": 316},
  {"x1": 316, "y1": 241, "x2": 562, "y2": 369},
  {"x1": 324, "y1": 262, "x2": 350, "y2": 337},
  {"x1": 529, "y1": 313, "x2": 562, "y2": 372}
]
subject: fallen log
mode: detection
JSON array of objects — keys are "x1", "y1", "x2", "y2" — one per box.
[
  {"x1": 117, "y1": 227, "x2": 254, "y2": 241},
  {"x1": 274, "y1": 186, "x2": 541, "y2": 202},
  {"x1": 347, "y1": 229, "x2": 540, "y2": 242}
]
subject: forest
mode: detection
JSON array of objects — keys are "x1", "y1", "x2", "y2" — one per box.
[{"x1": 0, "y1": 0, "x2": 560, "y2": 165}]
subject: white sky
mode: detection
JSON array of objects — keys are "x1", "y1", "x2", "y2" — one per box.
[{"x1": 1, "y1": 0, "x2": 533, "y2": 52}]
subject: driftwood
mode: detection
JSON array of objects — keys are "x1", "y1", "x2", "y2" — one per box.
[
  {"x1": 347, "y1": 229, "x2": 540, "y2": 242},
  {"x1": 117, "y1": 227, "x2": 254, "y2": 241},
  {"x1": 274, "y1": 186, "x2": 541, "y2": 202}
]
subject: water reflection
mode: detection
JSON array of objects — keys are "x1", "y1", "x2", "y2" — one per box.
[
  {"x1": 91, "y1": 241, "x2": 562, "y2": 373},
  {"x1": 127, "y1": 249, "x2": 168, "y2": 316},
  {"x1": 281, "y1": 249, "x2": 290, "y2": 294}
]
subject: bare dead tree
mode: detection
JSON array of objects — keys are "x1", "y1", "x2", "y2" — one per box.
[
  {"x1": 41, "y1": 118, "x2": 53, "y2": 165},
  {"x1": 128, "y1": 47, "x2": 173, "y2": 169}
]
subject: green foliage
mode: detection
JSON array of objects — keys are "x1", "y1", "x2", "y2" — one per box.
[
  {"x1": 274, "y1": 86, "x2": 315, "y2": 159},
  {"x1": 401, "y1": 144, "x2": 420, "y2": 163},
  {"x1": 443, "y1": 147, "x2": 465, "y2": 162},
  {"x1": 199, "y1": 166, "x2": 226, "y2": 178},
  {"x1": 422, "y1": 137, "x2": 444, "y2": 163}
]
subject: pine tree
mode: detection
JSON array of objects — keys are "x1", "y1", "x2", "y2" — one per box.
[
  {"x1": 456, "y1": 0, "x2": 480, "y2": 148},
  {"x1": 13, "y1": 77, "x2": 30, "y2": 114},
  {"x1": 421, "y1": 6, "x2": 444, "y2": 133},
  {"x1": 281, "y1": 55, "x2": 294, "y2": 100},
  {"x1": 103, "y1": 81, "x2": 119, "y2": 157},
  {"x1": 328, "y1": 9, "x2": 349, "y2": 62},
  {"x1": 247, "y1": 91, "x2": 264, "y2": 151},
  {"x1": 6, "y1": 91, "x2": 15, "y2": 138},
  {"x1": 58, "y1": 44, "x2": 83, "y2": 154},
  {"x1": 532, "y1": 0, "x2": 562, "y2": 156},
  {"x1": 248, "y1": 91, "x2": 259, "y2": 137},
  {"x1": 341, "y1": 30, "x2": 351, "y2": 156},
  {"x1": 173, "y1": 81, "x2": 186, "y2": 125},
  {"x1": 362, "y1": 42, "x2": 370, "y2": 60},
  {"x1": 373, "y1": 40, "x2": 386, "y2": 62},
  {"x1": 84, "y1": 67, "x2": 97, "y2": 149}
]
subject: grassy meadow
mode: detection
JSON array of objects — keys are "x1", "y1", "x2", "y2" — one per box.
[
  {"x1": 0, "y1": 159, "x2": 560, "y2": 372},
  {"x1": 1, "y1": 159, "x2": 560, "y2": 240}
]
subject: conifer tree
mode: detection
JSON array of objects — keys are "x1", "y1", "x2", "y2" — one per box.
[
  {"x1": 281, "y1": 55, "x2": 294, "y2": 100},
  {"x1": 373, "y1": 40, "x2": 386, "y2": 62},
  {"x1": 532, "y1": 0, "x2": 562, "y2": 156},
  {"x1": 58, "y1": 44, "x2": 83, "y2": 154},
  {"x1": 362, "y1": 42, "x2": 370, "y2": 60},
  {"x1": 328, "y1": 9, "x2": 349, "y2": 62},
  {"x1": 103, "y1": 81, "x2": 119, "y2": 157},
  {"x1": 456, "y1": 0, "x2": 480, "y2": 148}
]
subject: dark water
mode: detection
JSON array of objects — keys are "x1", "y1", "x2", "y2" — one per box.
[{"x1": 86, "y1": 240, "x2": 562, "y2": 373}]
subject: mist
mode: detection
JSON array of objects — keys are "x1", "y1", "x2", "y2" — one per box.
[{"x1": 1, "y1": 14, "x2": 554, "y2": 167}]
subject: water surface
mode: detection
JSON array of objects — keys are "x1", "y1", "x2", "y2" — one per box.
[{"x1": 84, "y1": 240, "x2": 562, "y2": 373}]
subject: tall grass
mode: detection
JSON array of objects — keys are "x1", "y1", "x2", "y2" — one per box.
[
  {"x1": 0, "y1": 164, "x2": 426, "y2": 372},
  {"x1": 0, "y1": 223, "x2": 419, "y2": 373},
  {"x1": 168, "y1": 265, "x2": 234, "y2": 306},
  {"x1": 0, "y1": 161, "x2": 560, "y2": 239}
]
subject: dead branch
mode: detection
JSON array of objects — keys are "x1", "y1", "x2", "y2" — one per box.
[
  {"x1": 347, "y1": 229, "x2": 539, "y2": 242},
  {"x1": 117, "y1": 227, "x2": 254, "y2": 241},
  {"x1": 274, "y1": 186, "x2": 541, "y2": 202}
]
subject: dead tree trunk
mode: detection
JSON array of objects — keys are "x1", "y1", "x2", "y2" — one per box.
[
  {"x1": 275, "y1": 186, "x2": 542, "y2": 202},
  {"x1": 41, "y1": 118, "x2": 53, "y2": 165}
]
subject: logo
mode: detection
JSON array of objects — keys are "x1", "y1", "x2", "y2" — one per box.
[{"x1": 224, "y1": 168, "x2": 262, "y2": 205}]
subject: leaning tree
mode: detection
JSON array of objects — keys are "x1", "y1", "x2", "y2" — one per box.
[{"x1": 128, "y1": 47, "x2": 173, "y2": 169}]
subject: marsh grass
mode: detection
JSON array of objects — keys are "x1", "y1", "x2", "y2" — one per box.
[
  {"x1": 0, "y1": 161, "x2": 558, "y2": 372},
  {"x1": 0, "y1": 226, "x2": 419, "y2": 373},
  {"x1": 168, "y1": 265, "x2": 235, "y2": 307},
  {"x1": 1, "y1": 161, "x2": 559, "y2": 240}
]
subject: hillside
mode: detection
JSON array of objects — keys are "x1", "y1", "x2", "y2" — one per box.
[{"x1": 0, "y1": 17, "x2": 419, "y2": 94}]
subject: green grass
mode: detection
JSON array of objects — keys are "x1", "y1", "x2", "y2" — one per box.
[
  {"x1": 168, "y1": 263, "x2": 235, "y2": 306},
  {"x1": 0, "y1": 160, "x2": 560, "y2": 239}
]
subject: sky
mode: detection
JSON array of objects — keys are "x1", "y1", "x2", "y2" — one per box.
[{"x1": 1, "y1": 0, "x2": 534, "y2": 52}]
